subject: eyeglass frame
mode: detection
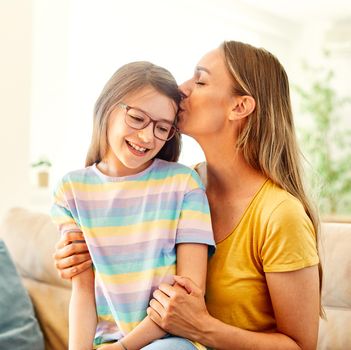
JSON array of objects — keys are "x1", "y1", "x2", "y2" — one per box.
[{"x1": 118, "y1": 102, "x2": 179, "y2": 141}]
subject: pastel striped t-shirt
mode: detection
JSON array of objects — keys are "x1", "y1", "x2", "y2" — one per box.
[{"x1": 51, "y1": 158, "x2": 215, "y2": 348}]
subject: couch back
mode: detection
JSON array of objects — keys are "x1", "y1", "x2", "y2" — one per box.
[
  {"x1": 0, "y1": 207, "x2": 350, "y2": 349},
  {"x1": 318, "y1": 222, "x2": 351, "y2": 349}
]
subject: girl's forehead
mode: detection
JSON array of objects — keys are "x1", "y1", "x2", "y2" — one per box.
[{"x1": 123, "y1": 88, "x2": 177, "y2": 121}]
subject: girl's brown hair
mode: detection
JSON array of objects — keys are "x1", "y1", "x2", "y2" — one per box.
[{"x1": 85, "y1": 61, "x2": 182, "y2": 167}]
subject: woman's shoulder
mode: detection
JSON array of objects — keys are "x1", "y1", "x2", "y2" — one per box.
[{"x1": 259, "y1": 180, "x2": 311, "y2": 225}]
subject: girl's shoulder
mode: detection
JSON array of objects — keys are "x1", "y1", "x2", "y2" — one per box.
[
  {"x1": 59, "y1": 165, "x2": 96, "y2": 185},
  {"x1": 155, "y1": 159, "x2": 198, "y2": 175},
  {"x1": 155, "y1": 159, "x2": 205, "y2": 189}
]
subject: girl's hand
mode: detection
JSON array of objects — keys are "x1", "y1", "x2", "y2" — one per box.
[
  {"x1": 147, "y1": 275, "x2": 211, "y2": 340},
  {"x1": 53, "y1": 231, "x2": 92, "y2": 279}
]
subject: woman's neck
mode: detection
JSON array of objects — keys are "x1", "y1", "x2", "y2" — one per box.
[{"x1": 199, "y1": 137, "x2": 266, "y2": 199}]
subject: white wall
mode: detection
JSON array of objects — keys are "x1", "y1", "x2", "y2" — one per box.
[
  {"x1": 30, "y1": 0, "x2": 300, "y2": 188},
  {"x1": 0, "y1": 0, "x2": 32, "y2": 219},
  {"x1": 1, "y1": 0, "x2": 350, "y2": 215}
]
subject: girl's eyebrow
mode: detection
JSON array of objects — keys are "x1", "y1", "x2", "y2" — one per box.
[
  {"x1": 131, "y1": 106, "x2": 174, "y2": 124},
  {"x1": 195, "y1": 66, "x2": 211, "y2": 75}
]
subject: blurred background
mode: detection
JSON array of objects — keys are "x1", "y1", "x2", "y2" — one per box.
[{"x1": 1, "y1": 0, "x2": 350, "y2": 219}]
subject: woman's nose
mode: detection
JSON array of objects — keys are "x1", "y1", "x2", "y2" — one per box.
[{"x1": 179, "y1": 79, "x2": 191, "y2": 97}]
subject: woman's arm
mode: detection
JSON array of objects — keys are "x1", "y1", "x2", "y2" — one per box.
[
  {"x1": 53, "y1": 231, "x2": 92, "y2": 279},
  {"x1": 106, "y1": 243, "x2": 208, "y2": 350},
  {"x1": 148, "y1": 265, "x2": 320, "y2": 350},
  {"x1": 69, "y1": 267, "x2": 97, "y2": 350}
]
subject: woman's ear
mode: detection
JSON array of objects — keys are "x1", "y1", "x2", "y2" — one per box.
[{"x1": 229, "y1": 95, "x2": 256, "y2": 121}]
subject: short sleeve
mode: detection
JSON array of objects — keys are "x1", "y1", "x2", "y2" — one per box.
[
  {"x1": 261, "y1": 199, "x2": 319, "y2": 272},
  {"x1": 51, "y1": 179, "x2": 82, "y2": 236},
  {"x1": 176, "y1": 171, "x2": 215, "y2": 255}
]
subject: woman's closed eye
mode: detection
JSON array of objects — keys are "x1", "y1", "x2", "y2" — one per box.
[{"x1": 195, "y1": 80, "x2": 206, "y2": 86}]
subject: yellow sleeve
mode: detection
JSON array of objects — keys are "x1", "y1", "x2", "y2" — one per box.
[{"x1": 261, "y1": 198, "x2": 319, "y2": 272}]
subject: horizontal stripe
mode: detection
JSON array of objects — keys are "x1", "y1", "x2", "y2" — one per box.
[
  {"x1": 68, "y1": 192, "x2": 208, "y2": 217},
  {"x1": 95, "y1": 274, "x2": 174, "y2": 294},
  {"x1": 82, "y1": 220, "x2": 178, "y2": 238},
  {"x1": 60, "y1": 173, "x2": 197, "y2": 192},
  {"x1": 67, "y1": 191, "x2": 183, "y2": 211},
  {"x1": 94, "y1": 254, "x2": 176, "y2": 275},
  {"x1": 79, "y1": 209, "x2": 179, "y2": 227},
  {"x1": 89, "y1": 239, "x2": 175, "y2": 260},
  {"x1": 80, "y1": 210, "x2": 211, "y2": 229},
  {"x1": 96, "y1": 287, "x2": 156, "y2": 306},
  {"x1": 98, "y1": 264, "x2": 176, "y2": 285}
]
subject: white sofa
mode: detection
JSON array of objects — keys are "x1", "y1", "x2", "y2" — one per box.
[{"x1": 0, "y1": 207, "x2": 350, "y2": 350}]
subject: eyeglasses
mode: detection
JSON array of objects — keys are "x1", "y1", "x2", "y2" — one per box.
[{"x1": 118, "y1": 102, "x2": 179, "y2": 141}]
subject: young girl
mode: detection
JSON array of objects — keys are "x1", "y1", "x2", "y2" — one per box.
[{"x1": 51, "y1": 62, "x2": 215, "y2": 350}]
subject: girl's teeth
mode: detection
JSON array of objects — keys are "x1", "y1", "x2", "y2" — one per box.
[{"x1": 128, "y1": 141, "x2": 147, "y2": 152}]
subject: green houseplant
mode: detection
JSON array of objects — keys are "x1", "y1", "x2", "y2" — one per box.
[{"x1": 294, "y1": 58, "x2": 351, "y2": 216}]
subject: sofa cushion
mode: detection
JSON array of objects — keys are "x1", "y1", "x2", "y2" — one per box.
[
  {"x1": 0, "y1": 207, "x2": 71, "y2": 289},
  {"x1": 320, "y1": 222, "x2": 351, "y2": 308},
  {"x1": 23, "y1": 277, "x2": 70, "y2": 350},
  {"x1": 318, "y1": 222, "x2": 351, "y2": 349},
  {"x1": 0, "y1": 240, "x2": 45, "y2": 350}
]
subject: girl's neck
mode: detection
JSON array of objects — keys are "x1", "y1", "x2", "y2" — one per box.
[{"x1": 97, "y1": 156, "x2": 153, "y2": 178}]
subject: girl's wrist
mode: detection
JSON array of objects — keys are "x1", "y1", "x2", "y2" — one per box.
[{"x1": 118, "y1": 339, "x2": 128, "y2": 350}]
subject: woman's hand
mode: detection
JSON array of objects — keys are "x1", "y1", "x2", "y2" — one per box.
[
  {"x1": 147, "y1": 275, "x2": 211, "y2": 341},
  {"x1": 53, "y1": 231, "x2": 92, "y2": 279}
]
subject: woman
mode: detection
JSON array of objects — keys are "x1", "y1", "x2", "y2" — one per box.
[{"x1": 54, "y1": 41, "x2": 321, "y2": 350}]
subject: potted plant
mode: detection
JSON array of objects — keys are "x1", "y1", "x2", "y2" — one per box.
[
  {"x1": 31, "y1": 157, "x2": 52, "y2": 188},
  {"x1": 294, "y1": 55, "x2": 351, "y2": 218}
]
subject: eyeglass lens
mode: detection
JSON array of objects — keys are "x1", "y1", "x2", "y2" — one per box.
[{"x1": 125, "y1": 108, "x2": 175, "y2": 141}]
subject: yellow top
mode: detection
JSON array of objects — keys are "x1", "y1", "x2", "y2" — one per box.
[{"x1": 206, "y1": 179, "x2": 319, "y2": 332}]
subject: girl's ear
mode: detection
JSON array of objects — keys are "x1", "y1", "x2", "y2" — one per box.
[{"x1": 229, "y1": 95, "x2": 256, "y2": 121}]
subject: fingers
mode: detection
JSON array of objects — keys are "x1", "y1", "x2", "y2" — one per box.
[
  {"x1": 53, "y1": 233, "x2": 91, "y2": 280},
  {"x1": 57, "y1": 259, "x2": 92, "y2": 279},
  {"x1": 157, "y1": 283, "x2": 178, "y2": 298},
  {"x1": 54, "y1": 252, "x2": 91, "y2": 270},
  {"x1": 152, "y1": 289, "x2": 171, "y2": 310},
  {"x1": 149, "y1": 297, "x2": 167, "y2": 318},
  {"x1": 53, "y1": 241, "x2": 89, "y2": 260},
  {"x1": 55, "y1": 231, "x2": 85, "y2": 250},
  {"x1": 147, "y1": 306, "x2": 162, "y2": 326},
  {"x1": 173, "y1": 275, "x2": 201, "y2": 295}
]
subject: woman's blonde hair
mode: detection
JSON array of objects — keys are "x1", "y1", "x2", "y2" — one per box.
[
  {"x1": 221, "y1": 40, "x2": 324, "y2": 315},
  {"x1": 85, "y1": 61, "x2": 182, "y2": 167}
]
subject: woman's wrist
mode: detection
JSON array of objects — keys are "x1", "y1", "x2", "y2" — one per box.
[{"x1": 192, "y1": 313, "x2": 218, "y2": 346}]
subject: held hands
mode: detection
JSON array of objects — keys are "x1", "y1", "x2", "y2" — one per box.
[
  {"x1": 147, "y1": 275, "x2": 210, "y2": 339},
  {"x1": 53, "y1": 231, "x2": 92, "y2": 279}
]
